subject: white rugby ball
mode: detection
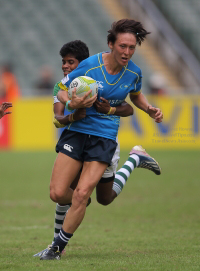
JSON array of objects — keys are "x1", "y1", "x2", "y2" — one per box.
[{"x1": 68, "y1": 76, "x2": 98, "y2": 99}]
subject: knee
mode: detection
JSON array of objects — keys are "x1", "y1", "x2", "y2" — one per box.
[
  {"x1": 96, "y1": 195, "x2": 112, "y2": 206},
  {"x1": 50, "y1": 186, "x2": 65, "y2": 203},
  {"x1": 73, "y1": 188, "x2": 89, "y2": 207}
]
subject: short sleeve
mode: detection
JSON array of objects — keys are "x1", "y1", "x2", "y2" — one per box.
[
  {"x1": 53, "y1": 82, "x2": 60, "y2": 96},
  {"x1": 130, "y1": 69, "x2": 142, "y2": 95}
]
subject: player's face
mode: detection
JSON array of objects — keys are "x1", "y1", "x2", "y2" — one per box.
[
  {"x1": 109, "y1": 33, "x2": 137, "y2": 66},
  {"x1": 62, "y1": 54, "x2": 80, "y2": 76}
]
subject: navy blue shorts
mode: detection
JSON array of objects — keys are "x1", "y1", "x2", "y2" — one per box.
[{"x1": 56, "y1": 130, "x2": 117, "y2": 165}]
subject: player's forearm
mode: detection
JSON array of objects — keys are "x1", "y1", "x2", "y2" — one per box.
[
  {"x1": 130, "y1": 93, "x2": 150, "y2": 113},
  {"x1": 114, "y1": 102, "x2": 134, "y2": 117},
  {"x1": 55, "y1": 115, "x2": 71, "y2": 125},
  {"x1": 53, "y1": 114, "x2": 75, "y2": 128},
  {"x1": 57, "y1": 90, "x2": 70, "y2": 105}
]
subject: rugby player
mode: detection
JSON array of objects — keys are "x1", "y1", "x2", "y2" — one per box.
[
  {"x1": 39, "y1": 20, "x2": 163, "y2": 259},
  {"x1": 34, "y1": 40, "x2": 135, "y2": 257}
]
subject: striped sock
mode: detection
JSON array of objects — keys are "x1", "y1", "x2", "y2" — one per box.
[
  {"x1": 53, "y1": 228, "x2": 73, "y2": 252},
  {"x1": 53, "y1": 203, "x2": 71, "y2": 242},
  {"x1": 112, "y1": 154, "x2": 139, "y2": 196}
]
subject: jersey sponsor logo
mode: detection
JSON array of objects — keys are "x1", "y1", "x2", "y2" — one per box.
[
  {"x1": 63, "y1": 144, "x2": 73, "y2": 152},
  {"x1": 120, "y1": 83, "x2": 131, "y2": 89},
  {"x1": 108, "y1": 99, "x2": 124, "y2": 105},
  {"x1": 96, "y1": 81, "x2": 104, "y2": 89}
]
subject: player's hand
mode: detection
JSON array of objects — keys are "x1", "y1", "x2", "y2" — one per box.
[
  {"x1": 69, "y1": 88, "x2": 97, "y2": 109},
  {"x1": 94, "y1": 97, "x2": 111, "y2": 114},
  {"x1": 73, "y1": 108, "x2": 86, "y2": 121},
  {"x1": 0, "y1": 102, "x2": 12, "y2": 119},
  {"x1": 147, "y1": 105, "x2": 163, "y2": 123}
]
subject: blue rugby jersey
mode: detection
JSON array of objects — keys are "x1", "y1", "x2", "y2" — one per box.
[{"x1": 60, "y1": 52, "x2": 142, "y2": 140}]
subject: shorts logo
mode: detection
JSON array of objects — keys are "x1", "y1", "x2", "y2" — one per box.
[{"x1": 63, "y1": 144, "x2": 73, "y2": 152}]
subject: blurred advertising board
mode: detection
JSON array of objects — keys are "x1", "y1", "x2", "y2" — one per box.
[
  {"x1": 119, "y1": 96, "x2": 200, "y2": 149},
  {"x1": 0, "y1": 96, "x2": 199, "y2": 150}
]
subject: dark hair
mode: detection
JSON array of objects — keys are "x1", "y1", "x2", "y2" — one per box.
[
  {"x1": 107, "y1": 19, "x2": 150, "y2": 46},
  {"x1": 59, "y1": 40, "x2": 89, "y2": 62}
]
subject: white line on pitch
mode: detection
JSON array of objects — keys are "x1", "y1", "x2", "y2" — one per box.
[{"x1": 2, "y1": 225, "x2": 50, "y2": 231}]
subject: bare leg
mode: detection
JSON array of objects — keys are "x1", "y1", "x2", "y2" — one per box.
[
  {"x1": 50, "y1": 152, "x2": 82, "y2": 205},
  {"x1": 62, "y1": 161, "x2": 108, "y2": 233},
  {"x1": 96, "y1": 180, "x2": 117, "y2": 205}
]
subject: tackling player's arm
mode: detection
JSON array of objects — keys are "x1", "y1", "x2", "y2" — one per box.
[
  {"x1": 54, "y1": 107, "x2": 86, "y2": 127},
  {"x1": 94, "y1": 98, "x2": 133, "y2": 117},
  {"x1": 130, "y1": 92, "x2": 163, "y2": 123},
  {"x1": 53, "y1": 83, "x2": 87, "y2": 127}
]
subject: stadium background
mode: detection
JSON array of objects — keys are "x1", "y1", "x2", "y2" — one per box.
[
  {"x1": 0, "y1": 1, "x2": 200, "y2": 270},
  {"x1": 0, "y1": 0, "x2": 200, "y2": 151}
]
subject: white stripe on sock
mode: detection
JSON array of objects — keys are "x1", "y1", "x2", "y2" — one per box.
[
  {"x1": 59, "y1": 231, "x2": 70, "y2": 242},
  {"x1": 118, "y1": 168, "x2": 130, "y2": 178},
  {"x1": 126, "y1": 161, "x2": 135, "y2": 171},
  {"x1": 130, "y1": 154, "x2": 139, "y2": 166},
  {"x1": 59, "y1": 233, "x2": 67, "y2": 243},
  {"x1": 55, "y1": 223, "x2": 62, "y2": 229},
  {"x1": 56, "y1": 204, "x2": 70, "y2": 212},
  {"x1": 112, "y1": 183, "x2": 122, "y2": 195}
]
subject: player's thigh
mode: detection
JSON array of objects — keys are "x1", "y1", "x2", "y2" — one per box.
[
  {"x1": 76, "y1": 161, "x2": 108, "y2": 198},
  {"x1": 50, "y1": 152, "x2": 82, "y2": 193}
]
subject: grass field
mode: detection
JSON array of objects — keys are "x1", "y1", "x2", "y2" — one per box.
[{"x1": 0, "y1": 150, "x2": 200, "y2": 271}]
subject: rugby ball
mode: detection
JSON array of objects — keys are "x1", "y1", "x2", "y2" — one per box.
[{"x1": 68, "y1": 76, "x2": 98, "y2": 99}]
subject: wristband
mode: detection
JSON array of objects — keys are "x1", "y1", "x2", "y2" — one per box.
[
  {"x1": 111, "y1": 107, "x2": 116, "y2": 114},
  {"x1": 107, "y1": 107, "x2": 112, "y2": 115},
  {"x1": 65, "y1": 101, "x2": 73, "y2": 111},
  {"x1": 107, "y1": 107, "x2": 116, "y2": 115}
]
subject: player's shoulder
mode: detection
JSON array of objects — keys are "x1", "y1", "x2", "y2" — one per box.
[{"x1": 127, "y1": 60, "x2": 142, "y2": 76}]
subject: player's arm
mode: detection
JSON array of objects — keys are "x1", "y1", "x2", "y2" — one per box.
[
  {"x1": 130, "y1": 92, "x2": 163, "y2": 123},
  {"x1": 53, "y1": 102, "x2": 66, "y2": 128},
  {"x1": 53, "y1": 102, "x2": 86, "y2": 127},
  {"x1": 53, "y1": 83, "x2": 86, "y2": 127},
  {"x1": 94, "y1": 98, "x2": 134, "y2": 117},
  {"x1": 54, "y1": 106, "x2": 86, "y2": 127}
]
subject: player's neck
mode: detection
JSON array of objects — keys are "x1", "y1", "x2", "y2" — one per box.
[{"x1": 102, "y1": 52, "x2": 123, "y2": 75}]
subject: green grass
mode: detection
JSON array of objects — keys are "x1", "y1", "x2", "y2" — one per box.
[{"x1": 0, "y1": 150, "x2": 200, "y2": 271}]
